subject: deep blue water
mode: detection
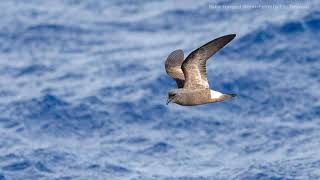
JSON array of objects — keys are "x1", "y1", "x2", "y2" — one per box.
[{"x1": 0, "y1": 0, "x2": 319, "y2": 179}]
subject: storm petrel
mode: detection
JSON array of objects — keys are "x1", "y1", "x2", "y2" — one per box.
[{"x1": 165, "y1": 34, "x2": 237, "y2": 106}]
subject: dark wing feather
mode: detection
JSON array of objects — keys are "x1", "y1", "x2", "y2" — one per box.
[
  {"x1": 182, "y1": 34, "x2": 236, "y2": 89},
  {"x1": 165, "y1": 49, "x2": 185, "y2": 88}
]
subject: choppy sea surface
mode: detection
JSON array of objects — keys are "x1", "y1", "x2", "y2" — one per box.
[{"x1": 0, "y1": 0, "x2": 320, "y2": 179}]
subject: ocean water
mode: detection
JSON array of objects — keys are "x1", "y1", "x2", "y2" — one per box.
[{"x1": 0, "y1": 0, "x2": 319, "y2": 179}]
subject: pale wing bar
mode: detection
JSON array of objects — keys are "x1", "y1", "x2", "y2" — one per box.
[{"x1": 182, "y1": 34, "x2": 236, "y2": 89}]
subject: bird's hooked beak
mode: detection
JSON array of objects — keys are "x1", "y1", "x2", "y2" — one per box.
[{"x1": 166, "y1": 95, "x2": 175, "y2": 105}]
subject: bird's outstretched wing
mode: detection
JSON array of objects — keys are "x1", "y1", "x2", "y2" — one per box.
[
  {"x1": 165, "y1": 49, "x2": 185, "y2": 88},
  {"x1": 182, "y1": 34, "x2": 236, "y2": 89}
]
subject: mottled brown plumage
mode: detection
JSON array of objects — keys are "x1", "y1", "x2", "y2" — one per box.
[{"x1": 165, "y1": 34, "x2": 237, "y2": 106}]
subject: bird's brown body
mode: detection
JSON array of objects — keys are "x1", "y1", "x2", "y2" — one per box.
[
  {"x1": 168, "y1": 89, "x2": 232, "y2": 106},
  {"x1": 165, "y1": 34, "x2": 237, "y2": 106},
  {"x1": 169, "y1": 89, "x2": 210, "y2": 106}
]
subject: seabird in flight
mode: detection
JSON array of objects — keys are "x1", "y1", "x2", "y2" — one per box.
[{"x1": 165, "y1": 34, "x2": 237, "y2": 106}]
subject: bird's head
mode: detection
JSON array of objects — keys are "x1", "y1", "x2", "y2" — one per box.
[{"x1": 166, "y1": 91, "x2": 179, "y2": 105}]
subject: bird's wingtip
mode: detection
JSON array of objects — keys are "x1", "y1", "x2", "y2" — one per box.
[
  {"x1": 228, "y1": 34, "x2": 236, "y2": 38},
  {"x1": 220, "y1": 34, "x2": 236, "y2": 41}
]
